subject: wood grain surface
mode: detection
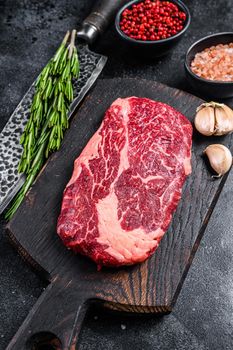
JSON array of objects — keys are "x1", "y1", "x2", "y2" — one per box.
[{"x1": 6, "y1": 78, "x2": 233, "y2": 350}]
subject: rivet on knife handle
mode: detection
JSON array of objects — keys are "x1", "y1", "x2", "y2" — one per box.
[{"x1": 77, "y1": 0, "x2": 129, "y2": 44}]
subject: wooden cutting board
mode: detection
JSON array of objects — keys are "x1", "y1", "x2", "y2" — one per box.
[{"x1": 6, "y1": 78, "x2": 233, "y2": 350}]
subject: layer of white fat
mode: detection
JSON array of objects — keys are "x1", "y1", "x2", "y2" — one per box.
[
  {"x1": 96, "y1": 189, "x2": 162, "y2": 263},
  {"x1": 184, "y1": 157, "x2": 192, "y2": 175},
  {"x1": 114, "y1": 98, "x2": 130, "y2": 173}
]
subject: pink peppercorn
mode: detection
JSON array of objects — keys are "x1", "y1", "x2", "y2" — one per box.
[{"x1": 120, "y1": 0, "x2": 186, "y2": 41}]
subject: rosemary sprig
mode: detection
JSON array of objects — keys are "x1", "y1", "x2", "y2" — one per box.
[
  {"x1": 5, "y1": 29, "x2": 79, "y2": 220},
  {"x1": 18, "y1": 31, "x2": 70, "y2": 174}
]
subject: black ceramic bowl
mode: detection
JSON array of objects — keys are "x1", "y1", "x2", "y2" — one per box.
[
  {"x1": 185, "y1": 32, "x2": 233, "y2": 99},
  {"x1": 115, "y1": 0, "x2": 191, "y2": 58}
]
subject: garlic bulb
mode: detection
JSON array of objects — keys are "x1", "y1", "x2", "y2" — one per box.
[
  {"x1": 204, "y1": 144, "x2": 232, "y2": 176},
  {"x1": 195, "y1": 102, "x2": 233, "y2": 136}
]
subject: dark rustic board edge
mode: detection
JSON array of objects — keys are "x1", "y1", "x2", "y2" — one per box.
[
  {"x1": 103, "y1": 301, "x2": 172, "y2": 314},
  {"x1": 7, "y1": 229, "x2": 51, "y2": 282},
  {"x1": 171, "y1": 171, "x2": 230, "y2": 307}
]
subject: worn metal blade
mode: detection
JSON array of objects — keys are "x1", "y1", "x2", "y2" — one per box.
[{"x1": 0, "y1": 44, "x2": 107, "y2": 214}]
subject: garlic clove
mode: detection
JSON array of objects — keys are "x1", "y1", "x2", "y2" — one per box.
[
  {"x1": 215, "y1": 104, "x2": 233, "y2": 136},
  {"x1": 194, "y1": 106, "x2": 215, "y2": 136},
  {"x1": 204, "y1": 144, "x2": 232, "y2": 176}
]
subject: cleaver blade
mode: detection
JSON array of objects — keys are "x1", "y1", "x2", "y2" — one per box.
[{"x1": 0, "y1": 0, "x2": 128, "y2": 214}]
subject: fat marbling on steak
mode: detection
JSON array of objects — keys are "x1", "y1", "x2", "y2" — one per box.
[{"x1": 57, "y1": 97, "x2": 192, "y2": 268}]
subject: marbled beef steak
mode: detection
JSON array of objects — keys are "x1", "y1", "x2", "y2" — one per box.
[{"x1": 57, "y1": 97, "x2": 192, "y2": 268}]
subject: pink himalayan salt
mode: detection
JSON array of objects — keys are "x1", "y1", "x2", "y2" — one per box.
[{"x1": 191, "y1": 43, "x2": 233, "y2": 82}]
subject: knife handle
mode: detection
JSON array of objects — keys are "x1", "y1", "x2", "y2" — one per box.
[{"x1": 77, "y1": 0, "x2": 128, "y2": 44}]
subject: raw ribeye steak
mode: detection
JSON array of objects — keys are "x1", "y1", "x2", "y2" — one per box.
[{"x1": 57, "y1": 97, "x2": 192, "y2": 268}]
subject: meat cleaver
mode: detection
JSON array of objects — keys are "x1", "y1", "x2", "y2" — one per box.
[{"x1": 0, "y1": 0, "x2": 128, "y2": 214}]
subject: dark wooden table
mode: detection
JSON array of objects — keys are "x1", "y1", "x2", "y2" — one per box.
[{"x1": 0, "y1": 0, "x2": 233, "y2": 349}]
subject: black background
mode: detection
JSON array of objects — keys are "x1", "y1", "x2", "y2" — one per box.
[{"x1": 0, "y1": 0, "x2": 233, "y2": 349}]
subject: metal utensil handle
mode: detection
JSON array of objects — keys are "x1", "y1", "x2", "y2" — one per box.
[{"x1": 77, "y1": 0, "x2": 128, "y2": 44}]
